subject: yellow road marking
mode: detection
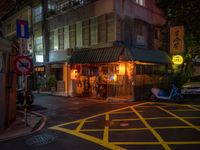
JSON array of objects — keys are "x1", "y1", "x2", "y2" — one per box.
[
  {"x1": 187, "y1": 105, "x2": 200, "y2": 111},
  {"x1": 157, "y1": 106, "x2": 200, "y2": 132},
  {"x1": 53, "y1": 102, "x2": 149, "y2": 127},
  {"x1": 103, "y1": 113, "x2": 109, "y2": 143},
  {"x1": 154, "y1": 126, "x2": 191, "y2": 129},
  {"x1": 167, "y1": 141, "x2": 200, "y2": 145},
  {"x1": 110, "y1": 111, "x2": 135, "y2": 114},
  {"x1": 111, "y1": 141, "x2": 200, "y2": 145},
  {"x1": 112, "y1": 118, "x2": 140, "y2": 122},
  {"x1": 170, "y1": 109, "x2": 196, "y2": 112},
  {"x1": 131, "y1": 106, "x2": 171, "y2": 150},
  {"x1": 76, "y1": 119, "x2": 86, "y2": 132},
  {"x1": 111, "y1": 142, "x2": 160, "y2": 145},
  {"x1": 50, "y1": 126, "x2": 126, "y2": 150}
]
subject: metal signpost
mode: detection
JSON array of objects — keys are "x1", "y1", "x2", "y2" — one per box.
[{"x1": 14, "y1": 20, "x2": 31, "y2": 126}]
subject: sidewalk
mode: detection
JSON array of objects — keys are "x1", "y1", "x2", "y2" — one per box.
[{"x1": 0, "y1": 111, "x2": 46, "y2": 142}]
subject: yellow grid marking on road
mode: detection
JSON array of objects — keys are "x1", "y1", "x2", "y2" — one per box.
[
  {"x1": 54, "y1": 102, "x2": 149, "y2": 127},
  {"x1": 170, "y1": 109, "x2": 196, "y2": 112},
  {"x1": 167, "y1": 141, "x2": 200, "y2": 145},
  {"x1": 76, "y1": 119, "x2": 86, "y2": 132},
  {"x1": 187, "y1": 105, "x2": 200, "y2": 111},
  {"x1": 157, "y1": 106, "x2": 200, "y2": 132},
  {"x1": 111, "y1": 141, "x2": 200, "y2": 145},
  {"x1": 103, "y1": 113, "x2": 109, "y2": 143},
  {"x1": 49, "y1": 102, "x2": 200, "y2": 149},
  {"x1": 153, "y1": 126, "x2": 191, "y2": 130},
  {"x1": 50, "y1": 126, "x2": 126, "y2": 150},
  {"x1": 112, "y1": 118, "x2": 140, "y2": 122},
  {"x1": 131, "y1": 106, "x2": 171, "y2": 150},
  {"x1": 111, "y1": 142, "x2": 160, "y2": 145},
  {"x1": 110, "y1": 111, "x2": 135, "y2": 114}
]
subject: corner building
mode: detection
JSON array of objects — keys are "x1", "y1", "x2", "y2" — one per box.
[{"x1": 46, "y1": 0, "x2": 171, "y2": 101}]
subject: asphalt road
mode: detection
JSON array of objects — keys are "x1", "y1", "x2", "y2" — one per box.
[{"x1": 0, "y1": 94, "x2": 200, "y2": 150}]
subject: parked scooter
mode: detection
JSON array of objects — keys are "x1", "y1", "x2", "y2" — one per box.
[
  {"x1": 150, "y1": 84, "x2": 183, "y2": 103},
  {"x1": 17, "y1": 89, "x2": 34, "y2": 105}
]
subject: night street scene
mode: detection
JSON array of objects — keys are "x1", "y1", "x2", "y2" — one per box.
[{"x1": 0, "y1": 0, "x2": 200, "y2": 150}]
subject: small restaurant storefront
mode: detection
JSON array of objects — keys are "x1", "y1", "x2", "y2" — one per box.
[{"x1": 69, "y1": 47, "x2": 171, "y2": 101}]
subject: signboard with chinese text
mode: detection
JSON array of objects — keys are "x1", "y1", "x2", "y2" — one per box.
[{"x1": 170, "y1": 26, "x2": 184, "y2": 54}]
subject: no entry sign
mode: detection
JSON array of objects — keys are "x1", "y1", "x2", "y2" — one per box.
[{"x1": 14, "y1": 56, "x2": 33, "y2": 75}]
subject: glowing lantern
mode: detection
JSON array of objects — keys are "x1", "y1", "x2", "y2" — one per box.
[
  {"x1": 71, "y1": 69, "x2": 78, "y2": 79},
  {"x1": 119, "y1": 63, "x2": 125, "y2": 75}
]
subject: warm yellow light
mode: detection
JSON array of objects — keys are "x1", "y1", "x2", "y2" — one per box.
[
  {"x1": 113, "y1": 74, "x2": 117, "y2": 81},
  {"x1": 172, "y1": 55, "x2": 183, "y2": 65},
  {"x1": 71, "y1": 69, "x2": 78, "y2": 79},
  {"x1": 119, "y1": 63, "x2": 125, "y2": 75}
]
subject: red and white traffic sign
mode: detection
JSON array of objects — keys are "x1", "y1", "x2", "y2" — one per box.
[{"x1": 14, "y1": 56, "x2": 33, "y2": 75}]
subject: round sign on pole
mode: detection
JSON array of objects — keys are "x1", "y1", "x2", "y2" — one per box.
[{"x1": 14, "y1": 56, "x2": 33, "y2": 75}]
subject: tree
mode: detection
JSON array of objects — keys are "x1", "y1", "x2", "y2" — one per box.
[{"x1": 156, "y1": 0, "x2": 200, "y2": 86}]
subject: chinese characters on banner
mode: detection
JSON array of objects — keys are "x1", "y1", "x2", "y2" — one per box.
[{"x1": 170, "y1": 26, "x2": 184, "y2": 54}]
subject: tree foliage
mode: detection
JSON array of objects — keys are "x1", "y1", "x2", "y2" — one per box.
[{"x1": 157, "y1": 0, "x2": 200, "y2": 54}]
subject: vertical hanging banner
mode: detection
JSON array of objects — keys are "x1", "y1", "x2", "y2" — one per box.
[{"x1": 170, "y1": 26, "x2": 184, "y2": 54}]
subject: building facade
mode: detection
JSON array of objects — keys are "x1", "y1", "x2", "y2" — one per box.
[{"x1": 45, "y1": 0, "x2": 170, "y2": 100}]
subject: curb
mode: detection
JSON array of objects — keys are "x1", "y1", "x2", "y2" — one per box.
[{"x1": 0, "y1": 111, "x2": 47, "y2": 142}]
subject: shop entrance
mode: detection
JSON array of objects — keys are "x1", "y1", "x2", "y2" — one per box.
[{"x1": 71, "y1": 62, "x2": 134, "y2": 101}]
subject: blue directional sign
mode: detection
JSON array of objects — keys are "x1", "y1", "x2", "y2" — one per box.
[{"x1": 16, "y1": 20, "x2": 29, "y2": 39}]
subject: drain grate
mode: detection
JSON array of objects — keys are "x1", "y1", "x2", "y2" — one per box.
[{"x1": 26, "y1": 133, "x2": 55, "y2": 147}]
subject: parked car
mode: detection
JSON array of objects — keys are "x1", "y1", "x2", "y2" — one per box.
[
  {"x1": 181, "y1": 75, "x2": 200, "y2": 95},
  {"x1": 17, "y1": 89, "x2": 34, "y2": 105}
]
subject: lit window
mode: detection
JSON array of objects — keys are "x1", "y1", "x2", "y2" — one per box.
[
  {"x1": 135, "y1": 0, "x2": 145, "y2": 6},
  {"x1": 33, "y1": 5, "x2": 43, "y2": 23}
]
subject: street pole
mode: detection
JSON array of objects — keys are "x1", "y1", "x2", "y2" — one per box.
[{"x1": 22, "y1": 71, "x2": 28, "y2": 126}]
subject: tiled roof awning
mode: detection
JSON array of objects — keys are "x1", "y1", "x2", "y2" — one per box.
[
  {"x1": 70, "y1": 47, "x2": 171, "y2": 64},
  {"x1": 70, "y1": 47, "x2": 130, "y2": 64},
  {"x1": 131, "y1": 48, "x2": 172, "y2": 64}
]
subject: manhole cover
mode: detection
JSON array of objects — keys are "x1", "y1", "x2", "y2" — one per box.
[{"x1": 26, "y1": 133, "x2": 55, "y2": 147}]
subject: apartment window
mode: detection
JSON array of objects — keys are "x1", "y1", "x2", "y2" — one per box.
[
  {"x1": 35, "y1": 36, "x2": 43, "y2": 53},
  {"x1": 76, "y1": 22, "x2": 82, "y2": 47},
  {"x1": 49, "y1": 31, "x2": 54, "y2": 50},
  {"x1": 98, "y1": 15, "x2": 107, "y2": 43},
  {"x1": 136, "y1": 22, "x2": 143, "y2": 36},
  {"x1": 107, "y1": 13, "x2": 115, "y2": 42},
  {"x1": 54, "y1": 29, "x2": 58, "y2": 50},
  {"x1": 48, "y1": 1, "x2": 56, "y2": 11},
  {"x1": 69, "y1": 24, "x2": 76, "y2": 48},
  {"x1": 64, "y1": 26, "x2": 70, "y2": 49},
  {"x1": 135, "y1": 0, "x2": 145, "y2": 6},
  {"x1": 33, "y1": 5, "x2": 43, "y2": 23},
  {"x1": 82, "y1": 20, "x2": 90, "y2": 46},
  {"x1": 90, "y1": 17, "x2": 97, "y2": 45},
  {"x1": 58, "y1": 28, "x2": 64, "y2": 50},
  {"x1": 155, "y1": 28, "x2": 160, "y2": 40}
]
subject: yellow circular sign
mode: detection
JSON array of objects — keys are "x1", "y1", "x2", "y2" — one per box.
[{"x1": 172, "y1": 55, "x2": 183, "y2": 65}]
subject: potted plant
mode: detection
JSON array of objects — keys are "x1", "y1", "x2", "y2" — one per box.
[{"x1": 47, "y1": 75, "x2": 57, "y2": 93}]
